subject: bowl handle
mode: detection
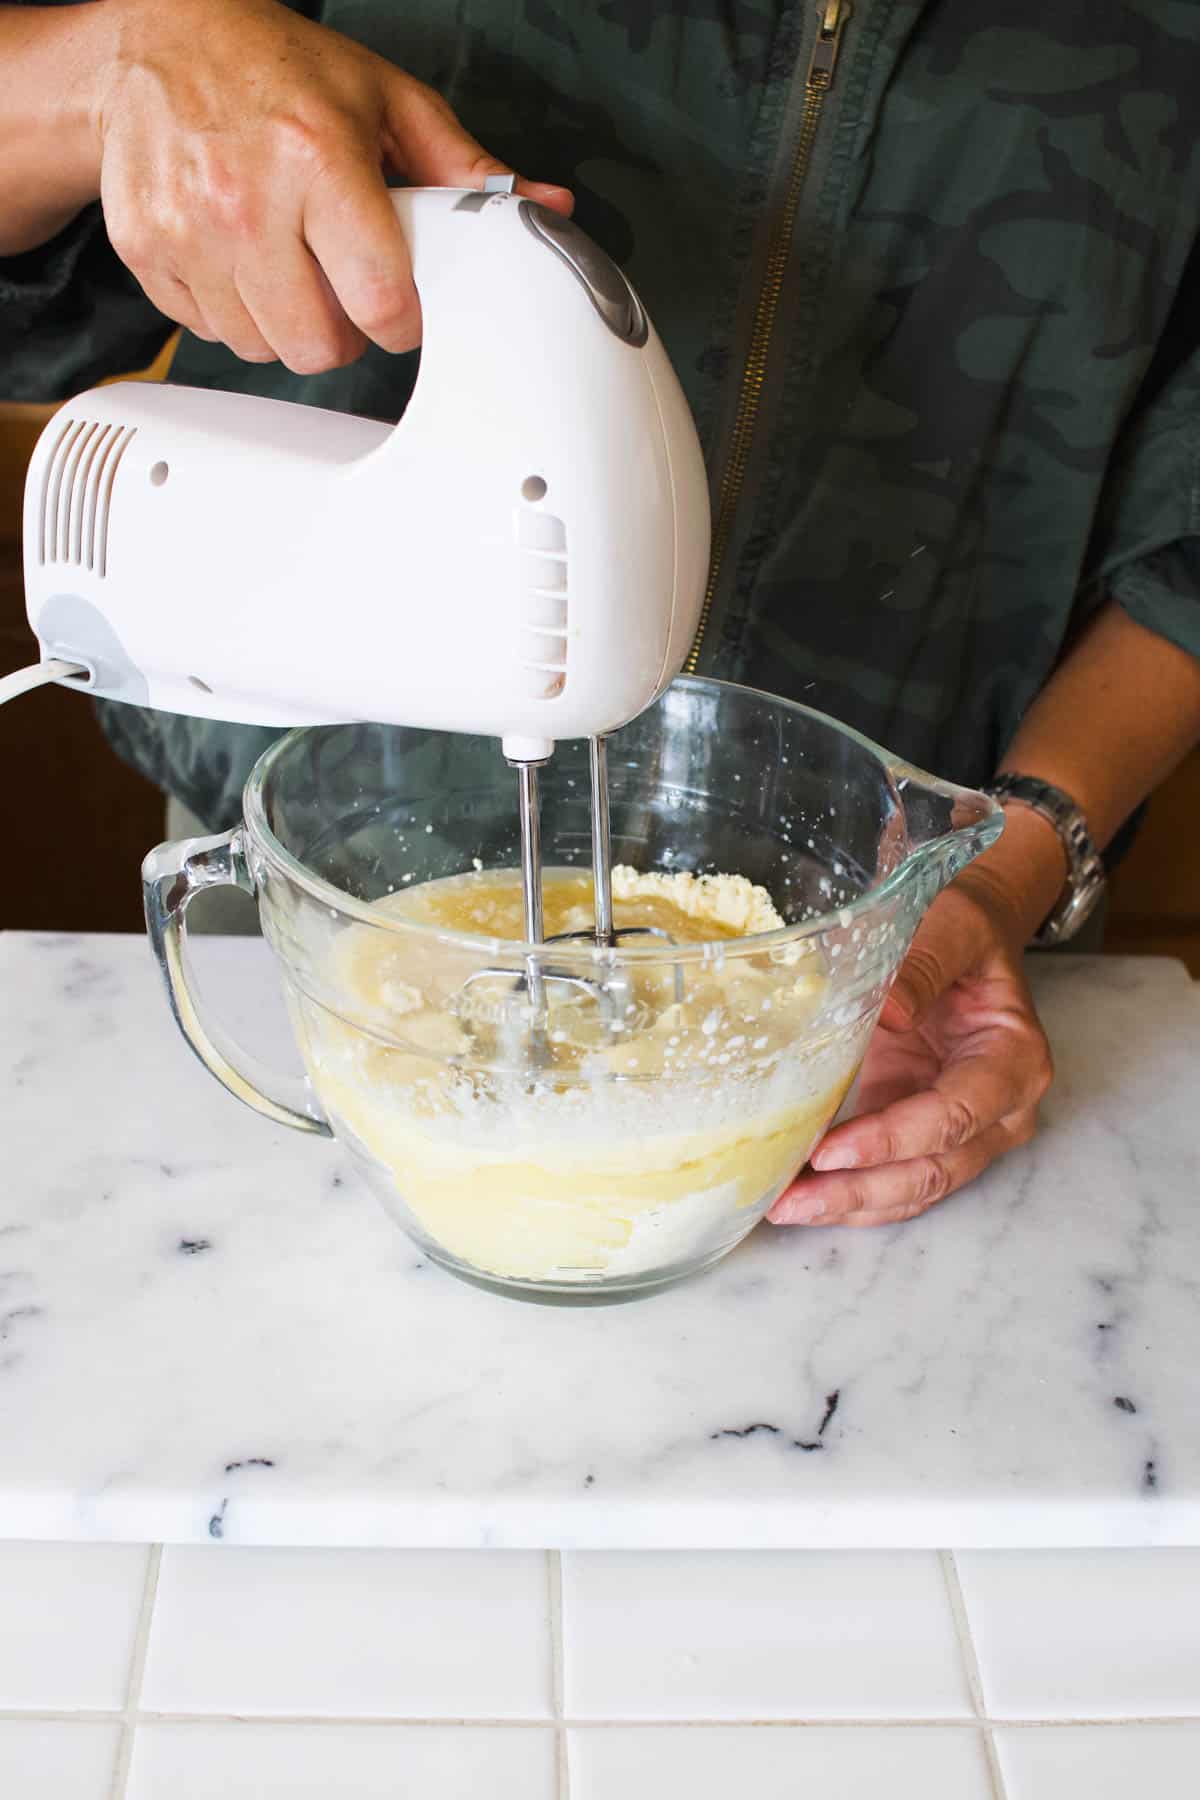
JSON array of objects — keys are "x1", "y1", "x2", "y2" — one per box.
[
  {"x1": 142, "y1": 828, "x2": 332, "y2": 1137},
  {"x1": 891, "y1": 766, "x2": 1005, "y2": 894}
]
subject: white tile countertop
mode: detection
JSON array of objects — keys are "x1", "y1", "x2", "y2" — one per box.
[
  {"x1": 3, "y1": 934, "x2": 1200, "y2": 1796},
  {"x1": 1, "y1": 1541, "x2": 1200, "y2": 1799},
  {"x1": 2, "y1": 934, "x2": 1199, "y2": 1550}
]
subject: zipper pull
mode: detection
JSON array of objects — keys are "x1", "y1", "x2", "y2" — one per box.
[{"x1": 809, "y1": 0, "x2": 849, "y2": 89}]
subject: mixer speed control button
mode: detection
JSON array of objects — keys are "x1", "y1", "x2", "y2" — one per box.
[{"x1": 519, "y1": 202, "x2": 649, "y2": 346}]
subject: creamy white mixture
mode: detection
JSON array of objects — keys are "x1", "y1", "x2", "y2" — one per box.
[{"x1": 288, "y1": 867, "x2": 863, "y2": 1283}]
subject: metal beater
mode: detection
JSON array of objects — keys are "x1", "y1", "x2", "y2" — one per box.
[
  {"x1": 544, "y1": 735, "x2": 686, "y2": 968},
  {"x1": 454, "y1": 735, "x2": 683, "y2": 1055}
]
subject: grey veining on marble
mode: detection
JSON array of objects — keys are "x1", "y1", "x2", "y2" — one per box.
[{"x1": 2, "y1": 931, "x2": 1198, "y2": 1548}]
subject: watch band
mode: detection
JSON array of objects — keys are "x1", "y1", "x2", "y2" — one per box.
[{"x1": 983, "y1": 774, "x2": 1107, "y2": 947}]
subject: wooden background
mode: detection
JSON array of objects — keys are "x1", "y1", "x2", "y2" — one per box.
[
  {"x1": 2, "y1": 341, "x2": 175, "y2": 933},
  {"x1": 3, "y1": 352, "x2": 1198, "y2": 967}
]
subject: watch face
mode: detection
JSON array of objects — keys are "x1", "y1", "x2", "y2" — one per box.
[
  {"x1": 987, "y1": 775, "x2": 1105, "y2": 948},
  {"x1": 1039, "y1": 869, "x2": 1107, "y2": 946}
]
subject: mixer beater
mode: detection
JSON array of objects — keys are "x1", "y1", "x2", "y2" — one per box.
[
  {"x1": 547, "y1": 734, "x2": 687, "y2": 972},
  {"x1": 450, "y1": 735, "x2": 685, "y2": 1058}
]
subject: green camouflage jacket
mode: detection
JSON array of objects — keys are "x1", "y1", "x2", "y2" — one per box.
[{"x1": 5, "y1": 0, "x2": 1200, "y2": 830}]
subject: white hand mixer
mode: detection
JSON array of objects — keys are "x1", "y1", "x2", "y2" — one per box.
[{"x1": 17, "y1": 183, "x2": 712, "y2": 1027}]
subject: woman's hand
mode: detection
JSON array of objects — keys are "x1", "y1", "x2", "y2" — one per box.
[
  {"x1": 13, "y1": 0, "x2": 572, "y2": 367},
  {"x1": 769, "y1": 601, "x2": 1200, "y2": 1232},
  {"x1": 769, "y1": 845, "x2": 1055, "y2": 1230},
  {"x1": 96, "y1": 0, "x2": 572, "y2": 368}
]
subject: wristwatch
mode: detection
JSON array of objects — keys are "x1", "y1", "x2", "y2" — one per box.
[{"x1": 984, "y1": 774, "x2": 1107, "y2": 947}]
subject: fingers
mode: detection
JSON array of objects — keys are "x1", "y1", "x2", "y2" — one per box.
[
  {"x1": 303, "y1": 153, "x2": 421, "y2": 354},
  {"x1": 766, "y1": 877, "x2": 1056, "y2": 1231},
  {"x1": 102, "y1": 28, "x2": 573, "y2": 368},
  {"x1": 182, "y1": 267, "x2": 278, "y2": 364},
  {"x1": 235, "y1": 237, "x2": 367, "y2": 374},
  {"x1": 119, "y1": 228, "x2": 354, "y2": 370},
  {"x1": 302, "y1": 107, "x2": 574, "y2": 357},
  {"x1": 382, "y1": 72, "x2": 574, "y2": 216},
  {"x1": 770, "y1": 1111, "x2": 1038, "y2": 1229},
  {"x1": 811, "y1": 1039, "x2": 1048, "y2": 1173},
  {"x1": 120, "y1": 263, "x2": 218, "y2": 343},
  {"x1": 883, "y1": 907, "x2": 978, "y2": 1030},
  {"x1": 100, "y1": 5, "x2": 573, "y2": 370},
  {"x1": 880, "y1": 868, "x2": 1034, "y2": 1031},
  {"x1": 516, "y1": 177, "x2": 576, "y2": 216}
]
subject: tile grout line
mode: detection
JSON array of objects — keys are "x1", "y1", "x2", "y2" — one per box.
[
  {"x1": 107, "y1": 1544, "x2": 162, "y2": 1800},
  {"x1": 3, "y1": 1708, "x2": 1198, "y2": 1729},
  {"x1": 941, "y1": 1551, "x2": 1007, "y2": 1800},
  {"x1": 547, "y1": 1551, "x2": 570, "y2": 1800}
]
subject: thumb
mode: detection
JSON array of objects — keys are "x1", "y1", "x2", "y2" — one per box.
[
  {"x1": 881, "y1": 892, "x2": 986, "y2": 1031},
  {"x1": 384, "y1": 76, "x2": 574, "y2": 215}
]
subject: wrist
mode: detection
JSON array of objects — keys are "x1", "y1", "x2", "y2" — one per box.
[
  {"x1": 952, "y1": 800, "x2": 1069, "y2": 948},
  {"x1": 59, "y1": 0, "x2": 110, "y2": 193},
  {"x1": 0, "y1": 2, "x2": 107, "y2": 254}
]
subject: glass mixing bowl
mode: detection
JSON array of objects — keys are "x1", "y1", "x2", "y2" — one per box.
[{"x1": 144, "y1": 677, "x2": 1001, "y2": 1303}]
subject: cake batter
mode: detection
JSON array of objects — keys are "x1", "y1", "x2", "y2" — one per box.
[{"x1": 287, "y1": 867, "x2": 863, "y2": 1284}]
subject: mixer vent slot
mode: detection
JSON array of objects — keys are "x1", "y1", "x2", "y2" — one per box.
[
  {"x1": 39, "y1": 418, "x2": 138, "y2": 578},
  {"x1": 517, "y1": 506, "x2": 568, "y2": 698}
]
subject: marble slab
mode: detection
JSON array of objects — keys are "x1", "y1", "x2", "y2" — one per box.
[{"x1": 2, "y1": 932, "x2": 1198, "y2": 1548}]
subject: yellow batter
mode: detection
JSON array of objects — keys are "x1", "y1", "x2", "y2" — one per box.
[{"x1": 289, "y1": 867, "x2": 861, "y2": 1283}]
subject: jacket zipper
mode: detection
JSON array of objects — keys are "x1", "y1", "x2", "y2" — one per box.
[{"x1": 683, "y1": 0, "x2": 849, "y2": 675}]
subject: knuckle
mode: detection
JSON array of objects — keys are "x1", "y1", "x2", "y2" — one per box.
[
  {"x1": 875, "y1": 1128, "x2": 901, "y2": 1164},
  {"x1": 269, "y1": 108, "x2": 338, "y2": 173},
  {"x1": 355, "y1": 280, "x2": 418, "y2": 341},
  {"x1": 913, "y1": 1157, "x2": 953, "y2": 1208},
  {"x1": 143, "y1": 204, "x2": 195, "y2": 262},
  {"x1": 939, "y1": 1096, "x2": 978, "y2": 1152},
  {"x1": 148, "y1": 203, "x2": 189, "y2": 247},
  {"x1": 406, "y1": 77, "x2": 457, "y2": 123},
  {"x1": 899, "y1": 946, "x2": 943, "y2": 1009},
  {"x1": 109, "y1": 219, "x2": 153, "y2": 272},
  {"x1": 832, "y1": 1180, "x2": 870, "y2": 1217},
  {"x1": 1009, "y1": 1109, "x2": 1039, "y2": 1149},
  {"x1": 280, "y1": 324, "x2": 348, "y2": 373},
  {"x1": 1030, "y1": 1037, "x2": 1055, "y2": 1097},
  {"x1": 234, "y1": 342, "x2": 278, "y2": 365},
  {"x1": 212, "y1": 193, "x2": 260, "y2": 243},
  {"x1": 200, "y1": 169, "x2": 261, "y2": 242}
]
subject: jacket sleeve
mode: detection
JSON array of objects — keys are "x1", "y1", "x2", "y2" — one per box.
[
  {"x1": 0, "y1": 205, "x2": 171, "y2": 402},
  {"x1": 1082, "y1": 243, "x2": 1200, "y2": 664}
]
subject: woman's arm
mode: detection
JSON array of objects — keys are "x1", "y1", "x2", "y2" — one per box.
[
  {"x1": 772, "y1": 600, "x2": 1200, "y2": 1229},
  {"x1": 983, "y1": 601, "x2": 1200, "y2": 939},
  {"x1": 0, "y1": 3, "x2": 106, "y2": 255}
]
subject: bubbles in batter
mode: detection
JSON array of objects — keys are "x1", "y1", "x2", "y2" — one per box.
[{"x1": 285, "y1": 866, "x2": 867, "y2": 1287}]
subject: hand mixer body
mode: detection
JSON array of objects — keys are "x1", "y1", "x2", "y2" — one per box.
[{"x1": 23, "y1": 187, "x2": 711, "y2": 757}]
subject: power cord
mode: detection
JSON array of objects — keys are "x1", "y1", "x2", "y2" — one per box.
[{"x1": 0, "y1": 659, "x2": 89, "y2": 706}]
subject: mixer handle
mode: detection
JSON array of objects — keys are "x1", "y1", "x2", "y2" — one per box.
[{"x1": 142, "y1": 830, "x2": 332, "y2": 1137}]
